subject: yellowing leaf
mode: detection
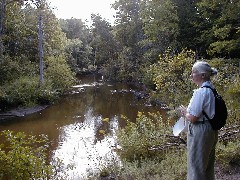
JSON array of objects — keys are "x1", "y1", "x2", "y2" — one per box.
[
  {"x1": 102, "y1": 118, "x2": 110, "y2": 122},
  {"x1": 99, "y1": 130, "x2": 105, "y2": 134}
]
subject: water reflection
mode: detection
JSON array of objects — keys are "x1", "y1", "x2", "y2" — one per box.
[
  {"x1": 0, "y1": 75, "x2": 163, "y2": 178},
  {"x1": 53, "y1": 108, "x2": 120, "y2": 179}
]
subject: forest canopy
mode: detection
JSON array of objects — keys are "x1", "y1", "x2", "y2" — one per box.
[{"x1": 0, "y1": 0, "x2": 239, "y2": 110}]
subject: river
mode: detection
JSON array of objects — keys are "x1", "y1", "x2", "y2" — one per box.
[{"x1": 0, "y1": 75, "x2": 164, "y2": 179}]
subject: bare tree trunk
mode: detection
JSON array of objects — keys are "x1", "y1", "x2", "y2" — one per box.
[
  {"x1": 0, "y1": 0, "x2": 5, "y2": 36},
  {"x1": 38, "y1": 13, "x2": 43, "y2": 86},
  {"x1": 0, "y1": 0, "x2": 6, "y2": 60}
]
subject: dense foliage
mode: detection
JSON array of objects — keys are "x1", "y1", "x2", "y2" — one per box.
[
  {"x1": 1, "y1": 0, "x2": 239, "y2": 86},
  {"x1": 0, "y1": 130, "x2": 68, "y2": 179},
  {"x1": 53, "y1": 0, "x2": 240, "y2": 83},
  {"x1": 117, "y1": 112, "x2": 172, "y2": 161},
  {"x1": 110, "y1": 50, "x2": 239, "y2": 179},
  {"x1": 112, "y1": 112, "x2": 187, "y2": 179},
  {"x1": 0, "y1": 0, "x2": 239, "y2": 179},
  {"x1": 0, "y1": 0, "x2": 75, "y2": 109},
  {"x1": 147, "y1": 49, "x2": 196, "y2": 107},
  {"x1": 110, "y1": 109, "x2": 239, "y2": 179}
]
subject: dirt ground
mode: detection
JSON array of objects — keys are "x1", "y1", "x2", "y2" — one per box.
[{"x1": 215, "y1": 162, "x2": 240, "y2": 180}]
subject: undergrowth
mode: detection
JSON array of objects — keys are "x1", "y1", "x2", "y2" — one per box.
[{"x1": 88, "y1": 111, "x2": 239, "y2": 180}]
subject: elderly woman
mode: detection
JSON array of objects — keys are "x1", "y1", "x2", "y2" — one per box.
[{"x1": 180, "y1": 61, "x2": 218, "y2": 180}]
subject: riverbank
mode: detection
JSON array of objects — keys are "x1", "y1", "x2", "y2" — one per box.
[
  {"x1": 0, "y1": 105, "x2": 48, "y2": 121},
  {"x1": 0, "y1": 106, "x2": 239, "y2": 179}
]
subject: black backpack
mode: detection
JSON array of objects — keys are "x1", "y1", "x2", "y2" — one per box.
[{"x1": 202, "y1": 86, "x2": 228, "y2": 130}]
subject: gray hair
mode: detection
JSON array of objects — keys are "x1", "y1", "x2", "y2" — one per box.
[{"x1": 193, "y1": 61, "x2": 218, "y2": 77}]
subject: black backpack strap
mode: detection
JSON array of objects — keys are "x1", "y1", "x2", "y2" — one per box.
[
  {"x1": 201, "y1": 85, "x2": 217, "y2": 120},
  {"x1": 202, "y1": 110, "x2": 210, "y2": 120},
  {"x1": 202, "y1": 85, "x2": 218, "y2": 96}
]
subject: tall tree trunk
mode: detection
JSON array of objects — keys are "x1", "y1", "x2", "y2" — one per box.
[
  {"x1": 38, "y1": 13, "x2": 43, "y2": 86},
  {"x1": 0, "y1": 0, "x2": 6, "y2": 60}
]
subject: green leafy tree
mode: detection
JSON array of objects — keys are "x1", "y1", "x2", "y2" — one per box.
[
  {"x1": 65, "y1": 38, "x2": 84, "y2": 72},
  {"x1": 141, "y1": 0, "x2": 179, "y2": 61},
  {"x1": 44, "y1": 55, "x2": 76, "y2": 92},
  {"x1": 59, "y1": 18, "x2": 93, "y2": 73},
  {"x1": 1, "y1": 0, "x2": 67, "y2": 61},
  {"x1": 113, "y1": 0, "x2": 143, "y2": 48},
  {"x1": 148, "y1": 49, "x2": 195, "y2": 107},
  {"x1": 172, "y1": 0, "x2": 198, "y2": 53},
  {"x1": 195, "y1": 0, "x2": 240, "y2": 58},
  {"x1": 59, "y1": 18, "x2": 90, "y2": 42},
  {"x1": 0, "y1": 0, "x2": 75, "y2": 108},
  {"x1": 0, "y1": 0, "x2": 29, "y2": 59},
  {"x1": 2, "y1": 1, "x2": 28, "y2": 57},
  {"x1": 90, "y1": 14, "x2": 119, "y2": 78},
  {"x1": 91, "y1": 14, "x2": 114, "y2": 65},
  {"x1": 111, "y1": 0, "x2": 145, "y2": 81}
]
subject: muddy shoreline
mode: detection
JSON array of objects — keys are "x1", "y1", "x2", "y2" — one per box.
[{"x1": 0, "y1": 105, "x2": 48, "y2": 121}]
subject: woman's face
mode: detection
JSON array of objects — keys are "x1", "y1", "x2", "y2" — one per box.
[{"x1": 190, "y1": 68, "x2": 203, "y2": 86}]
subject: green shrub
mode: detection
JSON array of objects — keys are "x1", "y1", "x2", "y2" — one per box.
[
  {"x1": 159, "y1": 149, "x2": 187, "y2": 180},
  {"x1": 113, "y1": 112, "x2": 188, "y2": 179},
  {"x1": 119, "y1": 159, "x2": 163, "y2": 180},
  {"x1": 3, "y1": 76, "x2": 40, "y2": 106},
  {"x1": 0, "y1": 55, "x2": 38, "y2": 86},
  {"x1": 0, "y1": 56, "x2": 22, "y2": 85},
  {"x1": 44, "y1": 56, "x2": 76, "y2": 92},
  {"x1": 117, "y1": 149, "x2": 187, "y2": 180},
  {"x1": 0, "y1": 55, "x2": 76, "y2": 108},
  {"x1": 216, "y1": 139, "x2": 240, "y2": 169},
  {"x1": 36, "y1": 80, "x2": 60, "y2": 105},
  {"x1": 2, "y1": 76, "x2": 59, "y2": 107},
  {"x1": 116, "y1": 112, "x2": 172, "y2": 161},
  {"x1": 147, "y1": 49, "x2": 195, "y2": 108},
  {"x1": 0, "y1": 130, "x2": 67, "y2": 180}
]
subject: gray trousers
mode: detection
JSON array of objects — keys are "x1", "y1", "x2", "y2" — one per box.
[{"x1": 187, "y1": 121, "x2": 218, "y2": 180}]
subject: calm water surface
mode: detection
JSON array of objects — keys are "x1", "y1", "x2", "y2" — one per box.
[{"x1": 0, "y1": 75, "x2": 164, "y2": 179}]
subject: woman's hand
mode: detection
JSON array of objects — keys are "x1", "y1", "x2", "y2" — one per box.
[
  {"x1": 177, "y1": 105, "x2": 198, "y2": 123},
  {"x1": 177, "y1": 105, "x2": 187, "y2": 117}
]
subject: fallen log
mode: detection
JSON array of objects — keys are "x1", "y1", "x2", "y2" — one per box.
[{"x1": 148, "y1": 125, "x2": 240, "y2": 151}]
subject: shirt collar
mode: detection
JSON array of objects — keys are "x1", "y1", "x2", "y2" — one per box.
[{"x1": 200, "y1": 81, "x2": 214, "y2": 88}]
